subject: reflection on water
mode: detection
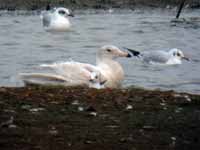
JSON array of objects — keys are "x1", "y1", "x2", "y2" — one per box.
[{"x1": 0, "y1": 9, "x2": 200, "y2": 94}]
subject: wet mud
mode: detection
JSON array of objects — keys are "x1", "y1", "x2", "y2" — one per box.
[{"x1": 0, "y1": 85, "x2": 200, "y2": 150}]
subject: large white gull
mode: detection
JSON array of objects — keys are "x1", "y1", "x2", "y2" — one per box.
[
  {"x1": 41, "y1": 7, "x2": 74, "y2": 31},
  {"x1": 126, "y1": 48, "x2": 189, "y2": 65},
  {"x1": 19, "y1": 45, "x2": 131, "y2": 88}
]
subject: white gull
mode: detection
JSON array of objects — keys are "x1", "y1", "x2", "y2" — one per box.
[
  {"x1": 41, "y1": 7, "x2": 74, "y2": 32},
  {"x1": 125, "y1": 48, "x2": 189, "y2": 65},
  {"x1": 19, "y1": 45, "x2": 131, "y2": 88}
]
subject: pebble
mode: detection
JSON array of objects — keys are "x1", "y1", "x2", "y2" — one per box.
[
  {"x1": 78, "y1": 106, "x2": 84, "y2": 112},
  {"x1": 29, "y1": 107, "x2": 45, "y2": 112},
  {"x1": 21, "y1": 104, "x2": 31, "y2": 110},
  {"x1": 160, "y1": 102, "x2": 166, "y2": 106},
  {"x1": 49, "y1": 129, "x2": 58, "y2": 135},
  {"x1": 71, "y1": 100, "x2": 79, "y2": 105},
  {"x1": 48, "y1": 126, "x2": 58, "y2": 135},
  {"x1": 171, "y1": 137, "x2": 176, "y2": 141},
  {"x1": 89, "y1": 112, "x2": 97, "y2": 116},
  {"x1": 184, "y1": 95, "x2": 191, "y2": 102},
  {"x1": 126, "y1": 104, "x2": 133, "y2": 110},
  {"x1": 0, "y1": 116, "x2": 14, "y2": 127},
  {"x1": 173, "y1": 93, "x2": 182, "y2": 97},
  {"x1": 9, "y1": 124, "x2": 17, "y2": 128},
  {"x1": 175, "y1": 107, "x2": 183, "y2": 113}
]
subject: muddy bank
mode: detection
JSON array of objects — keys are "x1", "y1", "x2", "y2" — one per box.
[
  {"x1": 0, "y1": 85, "x2": 200, "y2": 150},
  {"x1": 0, "y1": 0, "x2": 199, "y2": 10}
]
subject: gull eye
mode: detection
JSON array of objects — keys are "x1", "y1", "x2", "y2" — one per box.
[
  {"x1": 107, "y1": 49, "x2": 112, "y2": 52},
  {"x1": 58, "y1": 10, "x2": 66, "y2": 15},
  {"x1": 177, "y1": 52, "x2": 181, "y2": 57}
]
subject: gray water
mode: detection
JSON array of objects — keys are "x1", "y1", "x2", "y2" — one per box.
[{"x1": 0, "y1": 9, "x2": 200, "y2": 94}]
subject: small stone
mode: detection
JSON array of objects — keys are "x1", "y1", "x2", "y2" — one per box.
[
  {"x1": 143, "y1": 125, "x2": 154, "y2": 129},
  {"x1": 84, "y1": 140, "x2": 93, "y2": 144},
  {"x1": 8, "y1": 124, "x2": 17, "y2": 128},
  {"x1": 71, "y1": 100, "x2": 79, "y2": 105},
  {"x1": 171, "y1": 137, "x2": 176, "y2": 141},
  {"x1": 30, "y1": 107, "x2": 45, "y2": 112},
  {"x1": 78, "y1": 106, "x2": 84, "y2": 112},
  {"x1": 21, "y1": 105, "x2": 31, "y2": 110},
  {"x1": 163, "y1": 107, "x2": 167, "y2": 110},
  {"x1": 175, "y1": 107, "x2": 183, "y2": 113},
  {"x1": 160, "y1": 103, "x2": 166, "y2": 106},
  {"x1": 49, "y1": 127, "x2": 58, "y2": 135},
  {"x1": 3, "y1": 109, "x2": 16, "y2": 113},
  {"x1": 0, "y1": 116, "x2": 14, "y2": 127},
  {"x1": 126, "y1": 104, "x2": 133, "y2": 110},
  {"x1": 89, "y1": 112, "x2": 97, "y2": 116},
  {"x1": 184, "y1": 95, "x2": 191, "y2": 102},
  {"x1": 173, "y1": 94, "x2": 181, "y2": 97},
  {"x1": 106, "y1": 125, "x2": 119, "y2": 129},
  {"x1": 67, "y1": 143, "x2": 72, "y2": 147}
]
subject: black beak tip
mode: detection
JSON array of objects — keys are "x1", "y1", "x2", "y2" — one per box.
[
  {"x1": 183, "y1": 57, "x2": 190, "y2": 61},
  {"x1": 100, "y1": 80, "x2": 107, "y2": 85},
  {"x1": 69, "y1": 13, "x2": 75, "y2": 17},
  {"x1": 127, "y1": 53, "x2": 132, "y2": 58}
]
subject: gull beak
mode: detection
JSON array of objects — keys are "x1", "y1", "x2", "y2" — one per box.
[
  {"x1": 127, "y1": 53, "x2": 132, "y2": 58},
  {"x1": 100, "y1": 79, "x2": 107, "y2": 85},
  {"x1": 123, "y1": 47, "x2": 141, "y2": 57},
  {"x1": 119, "y1": 49, "x2": 132, "y2": 58},
  {"x1": 182, "y1": 56, "x2": 190, "y2": 61},
  {"x1": 68, "y1": 13, "x2": 75, "y2": 17}
]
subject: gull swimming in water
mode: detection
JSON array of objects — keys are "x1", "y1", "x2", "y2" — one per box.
[
  {"x1": 41, "y1": 7, "x2": 74, "y2": 31},
  {"x1": 125, "y1": 47, "x2": 189, "y2": 65},
  {"x1": 19, "y1": 45, "x2": 131, "y2": 88}
]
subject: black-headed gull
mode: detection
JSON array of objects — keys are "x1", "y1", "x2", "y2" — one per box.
[
  {"x1": 19, "y1": 45, "x2": 131, "y2": 88},
  {"x1": 126, "y1": 47, "x2": 189, "y2": 65},
  {"x1": 41, "y1": 7, "x2": 74, "y2": 32}
]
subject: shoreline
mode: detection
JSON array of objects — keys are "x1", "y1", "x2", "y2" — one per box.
[
  {"x1": 0, "y1": 85, "x2": 200, "y2": 149},
  {"x1": 0, "y1": 0, "x2": 199, "y2": 10}
]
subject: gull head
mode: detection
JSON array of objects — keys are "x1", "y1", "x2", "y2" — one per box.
[
  {"x1": 97, "y1": 45, "x2": 131, "y2": 61},
  {"x1": 55, "y1": 7, "x2": 74, "y2": 17},
  {"x1": 169, "y1": 48, "x2": 189, "y2": 61},
  {"x1": 89, "y1": 72, "x2": 107, "y2": 89}
]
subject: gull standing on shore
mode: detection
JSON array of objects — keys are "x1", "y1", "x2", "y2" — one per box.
[
  {"x1": 19, "y1": 45, "x2": 132, "y2": 88},
  {"x1": 126, "y1": 48, "x2": 189, "y2": 65},
  {"x1": 41, "y1": 7, "x2": 74, "y2": 31}
]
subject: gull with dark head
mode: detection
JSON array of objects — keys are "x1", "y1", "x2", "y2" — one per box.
[
  {"x1": 19, "y1": 45, "x2": 131, "y2": 89},
  {"x1": 125, "y1": 47, "x2": 189, "y2": 65},
  {"x1": 41, "y1": 7, "x2": 74, "y2": 31}
]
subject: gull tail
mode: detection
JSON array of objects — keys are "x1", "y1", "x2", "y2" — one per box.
[{"x1": 124, "y1": 47, "x2": 141, "y2": 57}]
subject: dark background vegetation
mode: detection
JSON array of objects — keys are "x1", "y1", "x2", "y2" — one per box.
[{"x1": 0, "y1": 0, "x2": 199, "y2": 10}]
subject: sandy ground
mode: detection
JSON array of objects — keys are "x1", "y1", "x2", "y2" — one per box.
[{"x1": 0, "y1": 85, "x2": 200, "y2": 150}]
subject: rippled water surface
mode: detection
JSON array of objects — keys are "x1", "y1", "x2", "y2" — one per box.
[{"x1": 0, "y1": 9, "x2": 200, "y2": 93}]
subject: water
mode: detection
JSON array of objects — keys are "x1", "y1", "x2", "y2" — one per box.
[{"x1": 0, "y1": 8, "x2": 200, "y2": 94}]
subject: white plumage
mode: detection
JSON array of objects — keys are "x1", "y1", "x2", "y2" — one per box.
[{"x1": 19, "y1": 45, "x2": 131, "y2": 88}]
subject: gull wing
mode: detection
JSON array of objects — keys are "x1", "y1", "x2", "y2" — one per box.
[
  {"x1": 143, "y1": 51, "x2": 170, "y2": 64},
  {"x1": 19, "y1": 73, "x2": 68, "y2": 86},
  {"x1": 40, "y1": 62, "x2": 106, "y2": 84}
]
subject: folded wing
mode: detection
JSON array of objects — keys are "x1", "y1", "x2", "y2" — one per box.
[{"x1": 20, "y1": 61, "x2": 106, "y2": 88}]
